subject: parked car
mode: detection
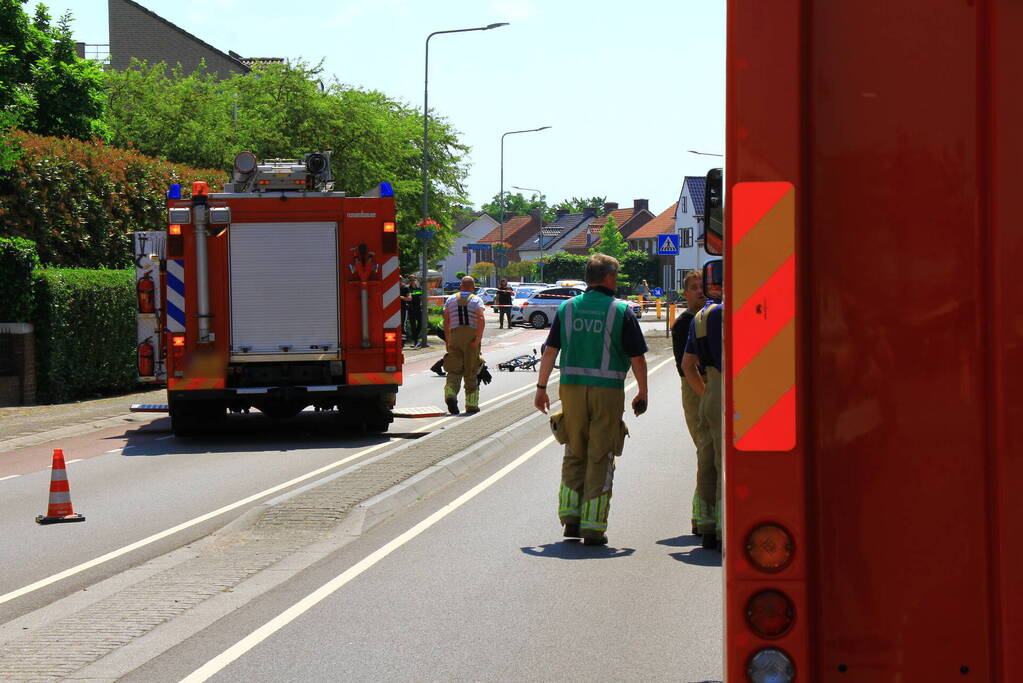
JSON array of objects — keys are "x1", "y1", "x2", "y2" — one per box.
[
  {"x1": 477, "y1": 287, "x2": 499, "y2": 305},
  {"x1": 511, "y1": 287, "x2": 644, "y2": 328}
]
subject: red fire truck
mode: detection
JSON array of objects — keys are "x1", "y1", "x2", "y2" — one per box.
[
  {"x1": 133, "y1": 152, "x2": 403, "y2": 437},
  {"x1": 714, "y1": 1, "x2": 1022, "y2": 680}
]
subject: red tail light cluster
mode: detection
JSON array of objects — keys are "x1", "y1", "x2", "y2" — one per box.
[
  {"x1": 743, "y1": 523, "x2": 797, "y2": 681},
  {"x1": 745, "y1": 523, "x2": 795, "y2": 573}
]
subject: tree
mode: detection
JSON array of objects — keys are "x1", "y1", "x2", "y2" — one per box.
[
  {"x1": 589, "y1": 214, "x2": 628, "y2": 261},
  {"x1": 554, "y1": 196, "x2": 607, "y2": 216},
  {"x1": 480, "y1": 191, "x2": 547, "y2": 222},
  {"x1": 470, "y1": 261, "x2": 495, "y2": 284},
  {"x1": 0, "y1": 3, "x2": 107, "y2": 140},
  {"x1": 103, "y1": 59, "x2": 471, "y2": 275},
  {"x1": 504, "y1": 259, "x2": 538, "y2": 281},
  {"x1": 542, "y1": 252, "x2": 586, "y2": 283},
  {"x1": 622, "y1": 250, "x2": 658, "y2": 288}
]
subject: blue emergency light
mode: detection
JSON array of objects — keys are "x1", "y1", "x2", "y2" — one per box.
[
  {"x1": 378, "y1": 182, "x2": 394, "y2": 198},
  {"x1": 167, "y1": 184, "x2": 182, "y2": 199}
]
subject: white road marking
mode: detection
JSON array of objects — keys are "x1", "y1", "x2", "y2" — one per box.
[
  {"x1": 412, "y1": 371, "x2": 560, "y2": 433},
  {"x1": 105, "y1": 448, "x2": 122, "y2": 454},
  {"x1": 0, "y1": 474, "x2": 20, "y2": 482},
  {"x1": 183, "y1": 357, "x2": 672, "y2": 682},
  {"x1": 66, "y1": 459, "x2": 83, "y2": 464},
  {"x1": 182, "y1": 433, "x2": 557, "y2": 683},
  {"x1": 155, "y1": 435, "x2": 175, "y2": 441}
]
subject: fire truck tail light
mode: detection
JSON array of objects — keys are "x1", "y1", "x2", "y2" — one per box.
[
  {"x1": 384, "y1": 332, "x2": 397, "y2": 343},
  {"x1": 745, "y1": 590, "x2": 795, "y2": 639},
  {"x1": 747, "y1": 648, "x2": 795, "y2": 683},
  {"x1": 383, "y1": 222, "x2": 396, "y2": 233},
  {"x1": 746, "y1": 523, "x2": 795, "y2": 573},
  {"x1": 171, "y1": 335, "x2": 185, "y2": 347},
  {"x1": 169, "y1": 224, "x2": 182, "y2": 235}
]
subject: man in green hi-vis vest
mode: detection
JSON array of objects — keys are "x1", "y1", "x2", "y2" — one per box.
[{"x1": 534, "y1": 254, "x2": 649, "y2": 546}]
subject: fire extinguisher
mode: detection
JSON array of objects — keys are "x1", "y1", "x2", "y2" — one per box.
[
  {"x1": 138, "y1": 339, "x2": 155, "y2": 377},
  {"x1": 137, "y1": 272, "x2": 155, "y2": 314}
]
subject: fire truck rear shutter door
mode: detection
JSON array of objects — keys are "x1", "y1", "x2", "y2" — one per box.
[{"x1": 229, "y1": 222, "x2": 339, "y2": 355}]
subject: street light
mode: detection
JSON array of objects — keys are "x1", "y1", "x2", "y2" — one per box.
[
  {"x1": 687, "y1": 149, "x2": 724, "y2": 156},
  {"x1": 512, "y1": 185, "x2": 546, "y2": 282},
  {"x1": 499, "y1": 127, "x2": 551, "y2": 280},
  {"x1": 419, "y1": 22, "x2": 508, "y2": 348}
]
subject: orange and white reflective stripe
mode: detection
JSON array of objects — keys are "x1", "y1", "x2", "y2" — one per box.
[
  {"x1": 381, "y1": 257, "x2": 401, "y2": 329},
  {"x1": 730, "y1": 182, "x2": 796, "y2": 451}
]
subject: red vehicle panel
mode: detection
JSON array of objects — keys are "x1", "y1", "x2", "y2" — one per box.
[{"x1": 725, "y1": 1, "x2": 1023, "y2": 679}]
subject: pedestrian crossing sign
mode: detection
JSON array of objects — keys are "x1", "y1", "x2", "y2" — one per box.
[{"x1": 657, "y1": 233, "x2": 681, "y2": 255}]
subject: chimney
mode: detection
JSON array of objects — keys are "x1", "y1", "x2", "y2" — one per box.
[
  {"x1": 603, "y1": 202, "x2": 619, "y2": 214},
  {"x1": 529, "y1": 208, "x2": 543, "y2": 225},
  {"x1": 556, "y1": 208, "x2": 570, "y2": 219},
  {"x1": 633, "y1": 198, "x2": 649, "y2": 213},
  {"x1": 582, "y1": 207, "x2": 597, "y2": 218}
]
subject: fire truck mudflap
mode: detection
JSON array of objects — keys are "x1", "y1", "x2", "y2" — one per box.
[{"x1": 135, "y1": 152, "x2": 403, "y2": 437}]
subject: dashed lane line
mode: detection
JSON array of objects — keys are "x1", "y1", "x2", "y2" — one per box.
[{"x1": 0, "y1": 475, "x2": 19, "y2": 482}]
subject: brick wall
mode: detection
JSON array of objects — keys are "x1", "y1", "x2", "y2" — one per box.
[
  {"x1": 108, "y1": 0, "x2": 248, "y2": 78},
  {"x1": 0, "y1": 325, "x2": 36, "y2": 406}
]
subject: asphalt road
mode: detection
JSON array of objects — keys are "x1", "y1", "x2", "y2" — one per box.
[
  {"x1": 124, "y1": 351, "x2": 723, "y2": 682},
  {"x1": 0, "y1": 325, "x2": 551, "y2": 618}
]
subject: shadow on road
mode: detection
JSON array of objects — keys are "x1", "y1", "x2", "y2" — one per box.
[
  {"x1": 656, "y1": 534, "x2": 701, "y2": 548},
  {"x1": 520, "y1": 541, "x2": 636, "y2": 559},
  {"x1": 668, "y1": 548, "x2": 722, "y2": 567},
  {"x1": 107, "y1": 412, "x2": 426, "y2": 458}
]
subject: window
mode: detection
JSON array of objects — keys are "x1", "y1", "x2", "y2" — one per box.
[
  {"x1": 679, "y1": 196, "x2": 687, "y2": 213},
  {"x1": 681, "y1": 227, "x2": 694, "y2": 248}
]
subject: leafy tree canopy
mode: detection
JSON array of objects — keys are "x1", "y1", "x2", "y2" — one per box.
[
  {"x1": 590, "y1": 214, "x2": 628, "y2": 261},
  {"x1": 103, "y1": 59, "x2": 471, "y2": 274},
  {"x1": 481, "y1": 193, "x2": 608, "y2": 223},
  {"x1": 0, "y1": 2, "x2": 107, "y2": 140}
]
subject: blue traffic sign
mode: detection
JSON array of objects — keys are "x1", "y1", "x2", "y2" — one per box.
[
  {"x1": 650, "y1": 287, "x2": 664, "y2": 298},
  {"x1": 657, "y1": 233, "x2": 680, "y2": 255}
]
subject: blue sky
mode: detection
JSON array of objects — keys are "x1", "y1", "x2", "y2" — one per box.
[{"x1": 48, "y1": 0, "x2": 725, "y2": 215}]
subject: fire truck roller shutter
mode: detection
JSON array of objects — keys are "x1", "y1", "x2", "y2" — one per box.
[{"x1": 229, "y1": 222, "x2": 340, "y2": 355}]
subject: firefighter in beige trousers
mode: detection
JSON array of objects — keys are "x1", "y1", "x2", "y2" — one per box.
[
  {"x1": 443, "y1": 276, "x2": 486, "y2": 415},
  {"x1": 534, "y1": 254, "x2": 649, "y2": 546}
]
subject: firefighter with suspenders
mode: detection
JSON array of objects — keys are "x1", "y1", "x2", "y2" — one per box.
[
  {"x1": 681, "y1": 278, "x2": 724, "y2": 551},
  {"x1": 443, "y1": 276, "x2": 486, "y2": 415}
]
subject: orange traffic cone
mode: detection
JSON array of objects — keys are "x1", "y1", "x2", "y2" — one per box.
[{"x1": 35, "y1": 449, "x2": 85, "y2": 525}]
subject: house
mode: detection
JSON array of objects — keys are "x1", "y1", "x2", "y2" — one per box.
[
  {"x1": 673, "y1": 175, "x2": 720, "y2": 274},
  {"x1": 561, "y1": 200, "x2": 655, "y2": 255},
  {"x1": 105, "y1": 0, "x2": 279, "y2": 78},
  {"x1": 438, "y1": 213, "x2": 500, "y2": 284},
  {"x1": 475, "y1": 210, "x2": 543, "y2": 269},
  {"x1": 626, "y1": 202, "x2": 679, "y2": 289},
  {"x1": 515, "y1": 208, "x2": 598, "y2": 261}
]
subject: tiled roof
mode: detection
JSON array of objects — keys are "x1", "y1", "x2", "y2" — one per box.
[
  {"x1": 563, "y1": 208, "x2": 636, "y2": 250},
  {"x1": 478, "y1": 216, "x2": 538, "y2": 247},
  {"x1": 685, "y1": 176, "x2": 706, "y2": 215},
  {"x1": 118, "y1": 0, "x2": 249, "y2": 73},
  {"x1": 627, "y1": 202, "x2": 678, "y2": 240}
]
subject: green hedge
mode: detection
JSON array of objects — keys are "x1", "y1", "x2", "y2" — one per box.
[
  {"x1": 0, "y1": 236, "x2": 40, "y2": 322},
  {"x1": 0, "y1": 130, "x2": 222, "y2": 268},
  {"x1": 33, "y1": 268, "x2": 136, "y2": 403}
]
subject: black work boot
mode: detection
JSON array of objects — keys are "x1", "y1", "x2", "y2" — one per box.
[
  {"x1": 445, "y1": 397, "x2": 459, "y2": 415},
  {"x1": 563, "y1": 522, "x2": 581, "y2": 539},
  {"x1": 431, "y1": 359, "x2": 446, "y2": 376},
  {"x1": 582, "y1": 533, "x2": 608, "y2": 546},
  {"x1": 702, "y1": 532, "x2": 718, "y2": 550}
]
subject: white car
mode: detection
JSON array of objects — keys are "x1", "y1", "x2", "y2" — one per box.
[
  {"x1": 511, "y1": 287, "x2": 644, "y2": 329},
  {"x1": 477, "y1": 287, "x2": 499, "y2": 305}
]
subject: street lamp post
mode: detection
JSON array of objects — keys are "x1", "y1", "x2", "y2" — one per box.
[
  {"x1": 419, "y1": 22, "x2": 508, "y2": 348},
  {"x1": 512, "y1": 185, "x2": 546, "y2": 282},
  {"x1": 499, "y1": 126, "x2": 551, "y2": 280},
  {"x1": 686, "y1": 150, "x2": 724, "y2": 156}
]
